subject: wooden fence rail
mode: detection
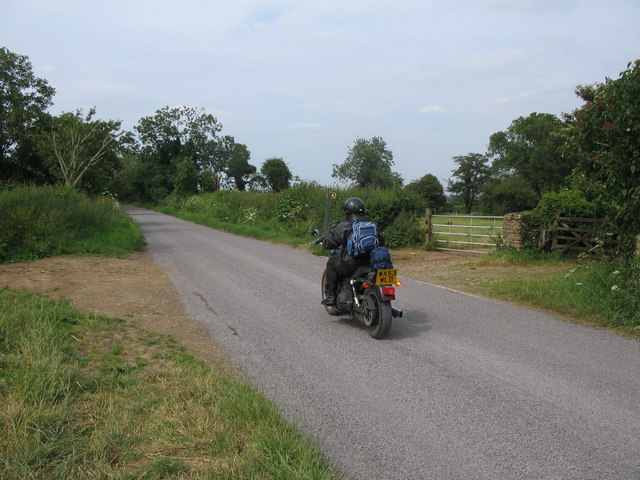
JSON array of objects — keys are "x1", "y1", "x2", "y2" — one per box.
[{"x1": 549, "y1": 217, "x2": 622, "y2": 254}]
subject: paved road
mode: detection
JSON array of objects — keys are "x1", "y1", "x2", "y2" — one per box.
[{"x1": 127, "y1": 207, "x2": 640, "y2": 480}]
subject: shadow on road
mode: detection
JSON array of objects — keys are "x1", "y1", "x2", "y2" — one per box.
[{"x1": 332, "y1": 309, "x2": 431, "y2": 340}]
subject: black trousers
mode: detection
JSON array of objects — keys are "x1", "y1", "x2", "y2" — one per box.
[{"x1": 324, "y1": 255, "x2": 359, "y2": 285}]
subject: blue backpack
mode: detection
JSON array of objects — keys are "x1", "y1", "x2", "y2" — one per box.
[{"x1": 345, "y1": 220, "x2": 379, "y2": 257}]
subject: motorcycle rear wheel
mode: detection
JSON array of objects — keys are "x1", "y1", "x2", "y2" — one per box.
[{"x1": 362, "y1": 288, "x2": 392, "y2": 339}]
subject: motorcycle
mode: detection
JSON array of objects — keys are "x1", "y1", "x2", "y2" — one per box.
[{"x1": 312, "y1": 230, "x2": 403, "y2": 339}]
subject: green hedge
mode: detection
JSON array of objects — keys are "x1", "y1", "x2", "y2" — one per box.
[
  {"x1": 520, "y1": 190, "x2": 596, "y2": 250},
  {"x1": 0, "y1": 186, "x2": 145, "y2": 262},
  {"x1": 161, "y1": 184, "x2": 427, "y2": 248}
]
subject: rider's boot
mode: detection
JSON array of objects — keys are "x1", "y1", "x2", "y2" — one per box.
[{"x1": 321, "y1": 282, "x2": 337, "y2": 306}]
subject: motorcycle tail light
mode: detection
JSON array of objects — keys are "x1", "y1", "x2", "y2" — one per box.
[{"x1": 381, "y1": 286, "x2": 395, "y2": 300}]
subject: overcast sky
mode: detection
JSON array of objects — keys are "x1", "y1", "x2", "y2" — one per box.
[{"x1": 3, "y1": 0, "x2": 640, "y2": 187}]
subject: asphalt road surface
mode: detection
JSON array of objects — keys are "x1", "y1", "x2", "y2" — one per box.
[{"x1": 127, "y1": 206, "x2": 640, "y2": 480}]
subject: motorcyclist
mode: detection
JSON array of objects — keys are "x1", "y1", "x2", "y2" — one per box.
[{"x1": 320, "y1": 197, "x2": 381, "y2": 306}]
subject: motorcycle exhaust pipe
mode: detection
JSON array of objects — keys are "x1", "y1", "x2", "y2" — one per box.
[
  {"x1": 391, "y1": 306, "x2": 403, "y2": 318},
  {"x1": 350, "y1": 279, "x2": 361, "y2": 307}
]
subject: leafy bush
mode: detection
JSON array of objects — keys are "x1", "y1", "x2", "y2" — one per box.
[
  {"x1": 273, "y1": 183, "x2": 324, "y2": 224},
  {"x1": 382, "y1": 210, "x2": 425, "y2": 248},
  {"x1": 520, "y1": 190, "x2": 595, "y2": 250},
  {"x1": 181, "y1": 195, "x2": 207, "y2": 212},
  {"x1": 569, "y1": 60, "x2": 640, "y2": 253},
  {"x1": 347, "y1": 187, "x2": 424, "y2": 231}
]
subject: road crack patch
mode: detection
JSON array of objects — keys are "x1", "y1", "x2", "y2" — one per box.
[{"x1": 193, "y1": 291, "x2": 218, "y2": 315}]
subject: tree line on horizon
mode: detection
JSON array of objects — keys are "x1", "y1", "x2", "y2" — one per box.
[
  {"x1": 1, "y1": 46, "x2": 639, "y2": 254},
  {"x1": 0, "y1": 47, "x2": 294, "y2": 202}
]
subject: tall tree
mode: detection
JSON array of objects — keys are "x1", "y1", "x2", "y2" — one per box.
[
  {"x1": 568, "y1": 59, "x2": 640, "y2": 252},
  {"x1": 332, "y1": 136, "x2": 401, "y2": 188},
  {"x1": 480, "y1": 175, "x2": 539, "y2": 215},
  {"x1": 173, "y1": 156, "x2": 199, "y2": 196},
  {"x1": 44, "y1": 109, "x2": 122, "y2": 191},
  {"x1": 0, "y1": 47, "x2": 55, "y2": 182},
  {"x1": 487, "y1": 112, "x2": 573, "y2": 194},
  {"x1": 261, "y1": 157, "x2": 292, "y2": 192},
  {"x1": 132, "y1": 106, "x2": 223, "y2": 201},
  {"x1": 447, "y1": 153, "x2": 490, "y2": 214},
  {"x1": 225, "y1": 142, "x2": 255, "y2": 191},
  {"x1": 405, "y1": 174, "x2": 447, "y2": 210}
]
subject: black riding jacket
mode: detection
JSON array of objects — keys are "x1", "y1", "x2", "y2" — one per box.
[{"x1": 321, "y1": 214, "x2": 382, "y2": 263}]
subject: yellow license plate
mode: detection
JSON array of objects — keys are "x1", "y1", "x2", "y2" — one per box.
[{"x1": 375, "y1": 269, "x2": 397, "y2": 285}]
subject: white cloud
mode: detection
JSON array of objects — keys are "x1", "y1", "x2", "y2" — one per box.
[
  {"x1": 287, "y1": 122, "x2": 323, "y2": 130},
  {"x1": 419, "y1": 105, "x2": 447, "y2": 115},
  {"x1": 410, "y1": 72, "x2": 436, "y2": 85},
  {"x1": 474, "y1": 0, "x2": 575, "y2": 10},
  {"x1": 304, "y1": 99, "x2": 380, "y2": 117},
  {"x1": 497, "y1": 86, "x2": 556, "y2": 105},
  {"x1": 463, "y1": 49, "x2": 525, "y2": 71}
]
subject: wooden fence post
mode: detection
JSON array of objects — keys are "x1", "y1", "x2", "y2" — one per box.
[
  {"x1": 323, "y1": 189, "x2": 331, "y2": 234},
  {"x1": 425, "y1": 208, "x2": 433, "y2": 244}
]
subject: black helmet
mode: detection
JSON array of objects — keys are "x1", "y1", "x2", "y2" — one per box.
[{"x1": 343, "y1": 197, "x2": 365, "y2": 217}]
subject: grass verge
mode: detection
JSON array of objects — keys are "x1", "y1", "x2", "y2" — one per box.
[
  {"x1": 0, "y1": 288, "x2": 338, "y2": 480},
  {"x1": 153, "y1": 205, "x2": 323, "y2": 252},
  {"x1": 444, "y1": 249, "x2": 640, "y2": 337}
]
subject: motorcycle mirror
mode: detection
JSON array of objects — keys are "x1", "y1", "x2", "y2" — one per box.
[{"x1": 310, "y1": 228, "x2": 320, "y2": 236}]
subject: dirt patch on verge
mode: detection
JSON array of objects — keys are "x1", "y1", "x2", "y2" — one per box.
[
  {"x1": 392, "y1": 248, "x2": 483, "y2": 285},
  {"x1": 0, "y1": 251, "x2": 234, "y2": 371}
]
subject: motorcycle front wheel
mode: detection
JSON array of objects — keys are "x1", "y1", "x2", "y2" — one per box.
[{"x1": 361, "y1": 288, "x2": 392, "y2": 339}]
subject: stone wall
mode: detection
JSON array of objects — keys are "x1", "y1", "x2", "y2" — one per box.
[{"x1": 503, "y1": 213, "x2": 524, "y2": 250}]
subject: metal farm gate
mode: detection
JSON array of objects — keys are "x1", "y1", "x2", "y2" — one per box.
[{"x1": 427, "y1": 213, "x2": 504, "y2": 254}]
